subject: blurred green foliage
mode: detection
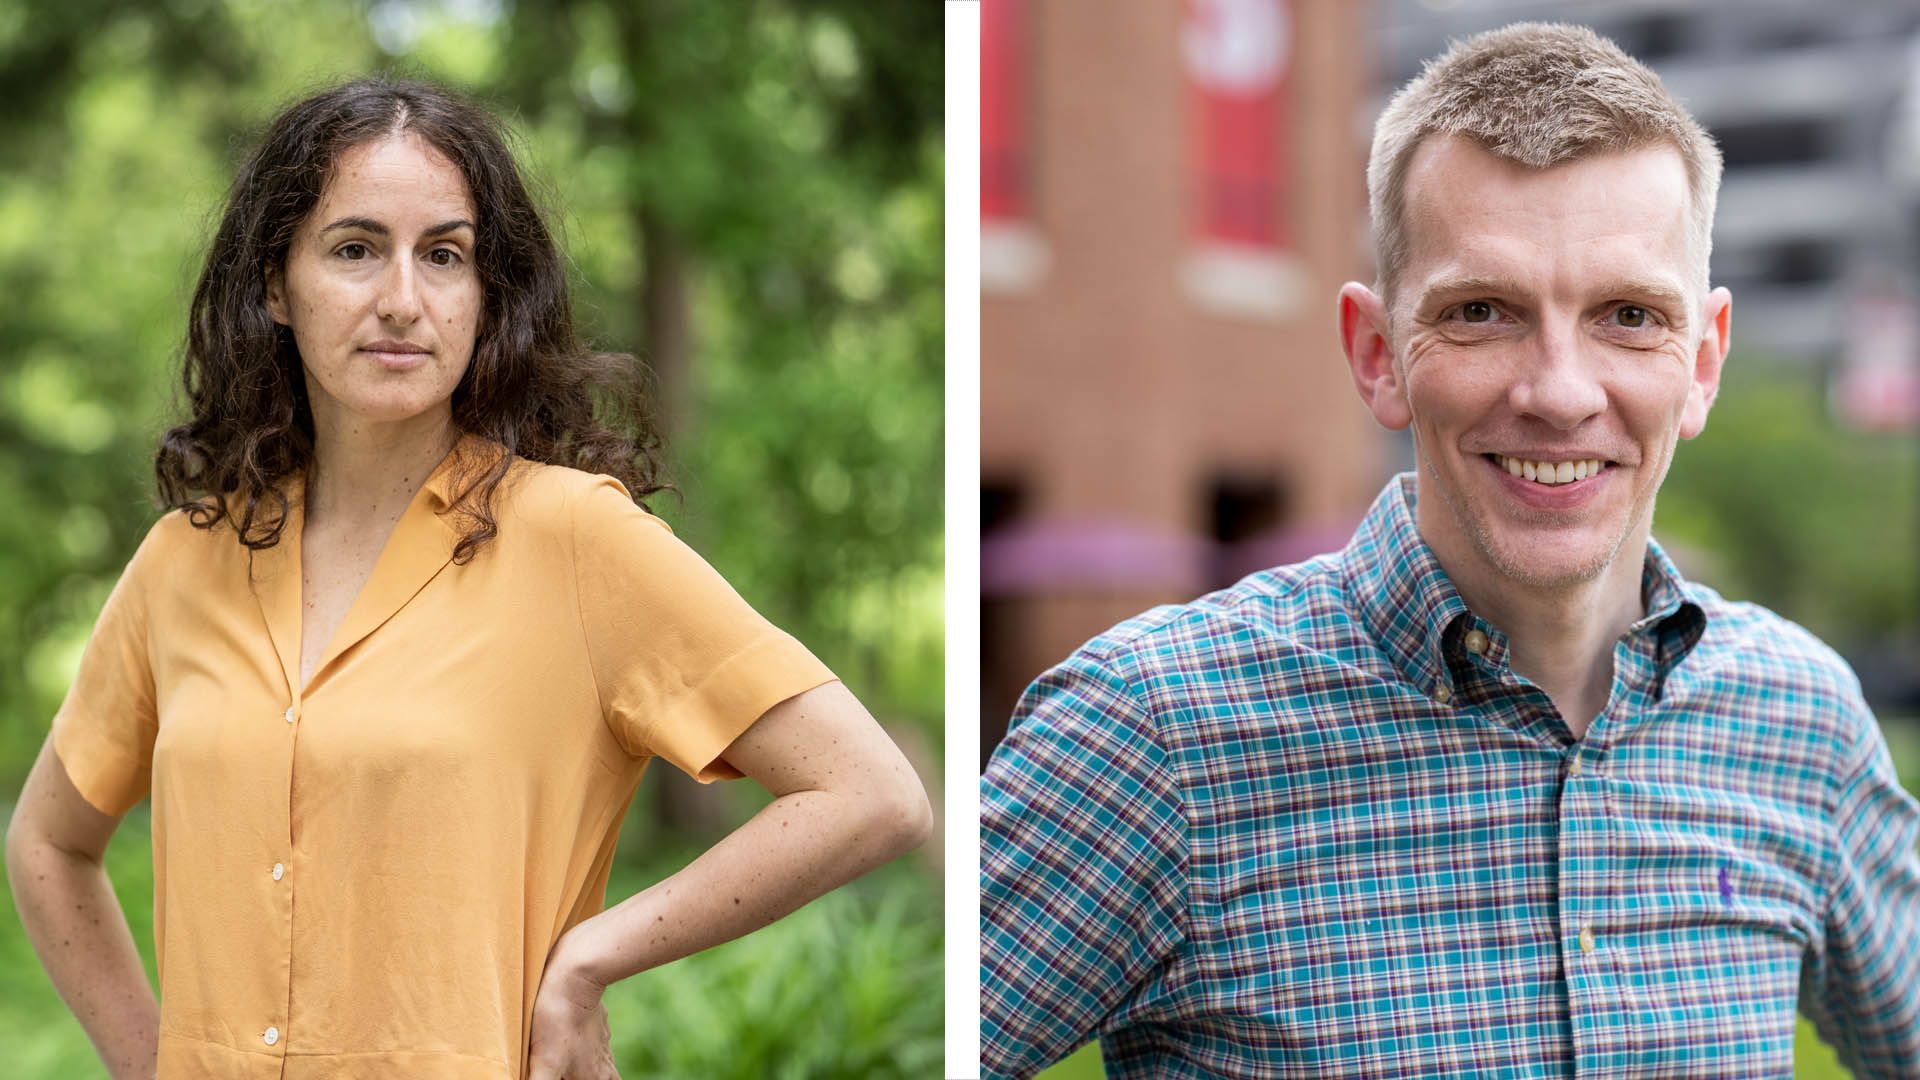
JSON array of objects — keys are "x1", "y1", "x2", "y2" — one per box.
[
  {"x1": 1657, "y1": 366, "x2": 1918, "y2": 648},
  {"x1": 0, "y1": 0, "x2": 942, "y2": 1074}
]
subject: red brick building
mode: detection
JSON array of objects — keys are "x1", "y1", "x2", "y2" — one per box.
[{"x1": 980, "y1": 0, "x2": 1392, "y2": 759}]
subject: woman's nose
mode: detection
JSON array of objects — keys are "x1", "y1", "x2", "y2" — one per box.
[{"x1": 375, "y1": 260, "x2": 422, "y2": 325}]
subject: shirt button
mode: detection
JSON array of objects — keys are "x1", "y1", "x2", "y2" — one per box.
[
  {"x1": 1569, "y1": 756, "x2": 1583, "y2": 777},
  {"x1": 264, "y1": 1026, "x2": 280, "y2": 1046},
  {"x1": 272, "y1": 863, "x2": 285, "y2": 881},
  {"x1": 283, "y1": 707, "x2": 296, "y2": 724},
  {"x1": 1463, "y1": 629, "x2": 1489, "y2": 655},
  {"x1": 1432, "y1": 684, "x2": 1453, "y2": 705},
  {"x1": 1578, "y1": 926, "x2": 1596, "y2": 953}
]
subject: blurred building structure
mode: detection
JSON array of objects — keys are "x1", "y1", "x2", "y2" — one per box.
[
  {"x1": 980, "y1": 0, "x2": 1382, "y2": 758},
  {"x1": 981, "y1": 0, "x2": 1920, "y2": 760}
]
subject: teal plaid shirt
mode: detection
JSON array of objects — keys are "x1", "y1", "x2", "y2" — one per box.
[{"x1": 981, "y1": 474, "x2": 1920, "y2": 1078}]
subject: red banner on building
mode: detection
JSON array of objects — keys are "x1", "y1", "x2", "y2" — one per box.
[
  {"x1": 1183, "y1": 0, "x2": 1291, "y2": 249},
  {"x1": 982, "y1": 0, "x2": 1027, "y2": 222}
]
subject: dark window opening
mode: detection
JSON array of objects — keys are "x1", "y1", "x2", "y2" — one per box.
[
  {"x1": 1623, "y1": 13, "x2": 1692, "y2": 60},
  {"x1": 1765, "y1": 239, "x2": 1840, "y2": 286},
  {"x1": 981, "y1": 475, "x2": 1030, "y2": 764},
  {"x1": 1714, "y1": 118, "x2": 1829, "y2": 170},
  {"x1": 983, "y1": 477, "x2": 1027, "y2": 534},
  {"x1": 1210, "y1": 473, "x2": 1286, "y2": 545},
  {"x1": 1207, "y1": 472, "x2": 1290, "y2": 589}
]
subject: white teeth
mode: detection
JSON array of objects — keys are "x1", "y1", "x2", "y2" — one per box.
[{"x1": 1492, "y1": 455, "x2": 1608, "y2": 486}]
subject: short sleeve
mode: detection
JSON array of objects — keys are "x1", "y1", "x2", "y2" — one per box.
[
  {"x1": 51, "y1": 518, "x2": 165, "y2": 817},
  {"x1": 569, "y1": 477, "x2": 836, "y2": 782},
  {"x1": 1799, "y1": 700, "x2": 1920, "y2": 1076},
  {"x1": 979, "y1": 648, "x2": 1190, "y2": 1079}
]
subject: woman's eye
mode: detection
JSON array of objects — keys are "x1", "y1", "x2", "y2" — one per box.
[
  {"x1": 427, "y1": 248, "x2": 462, "y2": 267},
  {"x1": 336, "y1": 242, "x2": 370, "y2": 260},
  {"x1": 1458, "y1": 300, "x2": 1495, "y2": 324}
]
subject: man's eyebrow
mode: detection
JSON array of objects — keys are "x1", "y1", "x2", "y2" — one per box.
[
  {"x1": 1589, "y1": 278, "x2": 1689, "y2": 310},
  {"x1": 1415, "y1": 274, "x2": 1690, "y2": 310},
  {"x1": 318, "y1": 216, "x2": 476, "y2": 238},
  {"x1": 1413, "y1": 275, "x2": 1525, "y2": 307}
]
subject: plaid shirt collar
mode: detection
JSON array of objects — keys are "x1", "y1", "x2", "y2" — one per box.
[{"x1": 1342, "y1": 473, "x2": 1705, "y2": 699}]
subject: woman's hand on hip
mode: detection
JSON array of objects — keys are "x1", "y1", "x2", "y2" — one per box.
[{"x1": 528, "y1": 929, "x2": 620, "y2": 1080}]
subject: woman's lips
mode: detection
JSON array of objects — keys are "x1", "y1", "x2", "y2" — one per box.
[{"x1": 361, "y1": 347, "x2": 429, "y2": 370}]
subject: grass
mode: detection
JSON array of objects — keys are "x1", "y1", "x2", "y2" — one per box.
[{"x1": 0, "y1": 804, "x2": 943, "y2": 1079}]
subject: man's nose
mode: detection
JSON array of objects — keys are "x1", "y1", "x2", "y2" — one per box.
[
  {"x1": 375, "y1": 259, "x2": 421, "y2": 325},
  {"x1": 1507, "y1": 320, "x2": 1606, "y2": 429}
]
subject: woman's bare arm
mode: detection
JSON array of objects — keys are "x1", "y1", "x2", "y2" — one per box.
[
  {"x1": 4, "y1": 736, "x2": 159, "y2": 1080},
  {"x1": 526, "y1": 680, "x2": 931, "y2": 1076},
  {"x1": 559, "y1": 680, "x2": 930, "y2": 982}
]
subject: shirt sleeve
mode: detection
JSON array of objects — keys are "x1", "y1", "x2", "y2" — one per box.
[
  {"x1": 979, "y1": 647, "x2": 1189, "y2": 1079},
  {"x1": 1799, "y1": 699, "x2": 1920, "y2": 1077},
  {"x1": 50, "y1": 518, "x2": 165, "y2": 817},
  {"x1": 569, "y1": 476, "x2": 836, "y2": 783}
]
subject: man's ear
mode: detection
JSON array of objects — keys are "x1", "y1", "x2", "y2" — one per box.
[
  {"x1": 1678, "y1": 286, "x2": 1731, "y2": 439},
  {"x1": 264, "y1": 265, "x2": 289, "y2": 327},
  {"x1": 1338, "y1": 281, "x2": 1411, "y2": 430}
]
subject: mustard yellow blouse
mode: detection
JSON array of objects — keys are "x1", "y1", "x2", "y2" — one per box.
[{"x1": 52, "y1": 438, "x2": 836, "y2": 1078}]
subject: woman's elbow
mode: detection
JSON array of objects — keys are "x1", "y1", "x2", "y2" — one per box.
[{"x1": 864, "y1": 772, "x2": 933, "y2": 860}]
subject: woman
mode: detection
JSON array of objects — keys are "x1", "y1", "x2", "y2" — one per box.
[{"x1": 4, "y1": 78, "x2": 931, "y2": 1080}]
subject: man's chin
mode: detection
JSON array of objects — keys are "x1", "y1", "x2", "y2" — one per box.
[{"x1": 1478, "y1": 531, "x2": 1619, "y2": 591}]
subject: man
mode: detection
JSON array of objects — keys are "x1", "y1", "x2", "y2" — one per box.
[{"x1": 980, "y1": 23, "x2": 1920, "y2": 1079}]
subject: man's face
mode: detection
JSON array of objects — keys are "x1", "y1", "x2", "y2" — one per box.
[{"x1": 1347, "y1": 136, "x2": 1729, "y2": 593}]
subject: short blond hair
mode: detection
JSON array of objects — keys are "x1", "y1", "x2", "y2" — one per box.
[{"x1": 1368, "y1": 22, "x2": 1722, "y2": 301}]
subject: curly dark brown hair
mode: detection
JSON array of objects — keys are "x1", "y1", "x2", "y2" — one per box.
[{"x1": 157, "y1": 76, "x2": 667, "y2": 564}]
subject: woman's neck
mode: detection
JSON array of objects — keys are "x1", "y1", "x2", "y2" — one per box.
[{"x1": 304, "y1": 413, "x2": 460, "y2": 530}]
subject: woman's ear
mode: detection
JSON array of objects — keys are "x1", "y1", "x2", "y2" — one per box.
[
  {"x1": 264, "y1": 266, "x2": 289, "y2": 327},
  {"x1": 1338, "y1": 282, "x2": 1411, "y2": 430}
]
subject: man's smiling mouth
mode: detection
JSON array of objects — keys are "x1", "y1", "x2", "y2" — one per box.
[{"x1": 1485, "y1": 453, "x2": 1613, "y2": 486}]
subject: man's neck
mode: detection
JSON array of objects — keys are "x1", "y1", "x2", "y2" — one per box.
[
  {"x1": 304, "y1": 410, "x2": 460, "y2": 533},
  {"x1": 1418, "y1": 504, "x2": 1649, "y2": 741}
]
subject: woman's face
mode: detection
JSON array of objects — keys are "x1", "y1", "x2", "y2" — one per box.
[{"x1": 266, "y1": 133, "x2": 482, "y2": 440}]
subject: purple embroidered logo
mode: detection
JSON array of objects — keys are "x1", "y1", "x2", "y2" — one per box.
[{"x1": 1718, "y1": 865, "x2": 1732, "y2": 905}]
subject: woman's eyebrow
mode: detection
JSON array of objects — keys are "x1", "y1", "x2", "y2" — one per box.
[{"x1": 318, "y1": 216, "x2": 475, "y2": 238}]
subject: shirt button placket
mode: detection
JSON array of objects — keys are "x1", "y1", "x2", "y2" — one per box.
[{"x1": 277, "y1": 698, "x2": 297, "y2": 1057}]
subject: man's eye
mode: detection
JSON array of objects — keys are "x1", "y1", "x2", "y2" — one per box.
[
  {"x1": 1613, "y1": 305, "x2": 1649, "y2": 328},
  {"x1": 1458, "y1": 300, "x2": 1495, "y2": 323}
]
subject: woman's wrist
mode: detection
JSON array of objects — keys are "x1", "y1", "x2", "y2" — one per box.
[{"x1": 547, "y1": 917, "x2": 618, "y2": 994}]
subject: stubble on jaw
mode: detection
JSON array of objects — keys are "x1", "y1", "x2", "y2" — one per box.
[{"x1": 1418, "y1": 446, "x2": 1650, "y2": 594}]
